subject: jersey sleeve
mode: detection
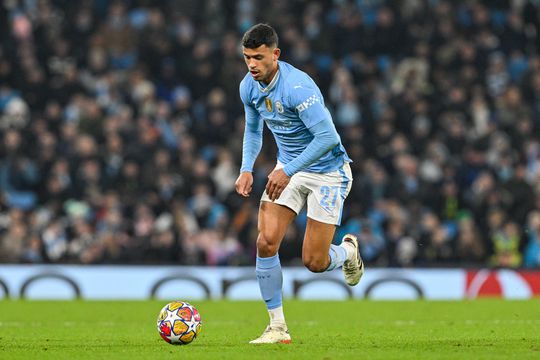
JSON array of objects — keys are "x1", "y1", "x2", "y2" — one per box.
[
  {"x1": 239, "y1": 79, "x2": 263, "y2": 173},
  {"x1": 282, "y1": 119, "x2": 340, "y2": 176},
  {"x1": 288, "y1": 84, "x2": 330, "y2": 128}
]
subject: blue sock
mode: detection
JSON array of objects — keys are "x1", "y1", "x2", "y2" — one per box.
[
  {"x1": 256, "y1": 254, "x2": 283, "y2": 310},
  {"x1": 326, "y1": 244, "x2": 348, "y2": 271}
]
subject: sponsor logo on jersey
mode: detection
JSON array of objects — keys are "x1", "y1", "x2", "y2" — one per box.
[
  {"x1": 265, "y1": 118, "x2": 292, "y2": 130},
  {"x1": 264, "y1": 97, "x2": 273, "y2": 112},
  {"x1": 296, "y1": 94, "x2": 320, "y2": 112}
]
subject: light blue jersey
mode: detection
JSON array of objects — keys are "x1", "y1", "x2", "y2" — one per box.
[{"x1": 239, "y1": 61, "x2": 351, "y2": 175}]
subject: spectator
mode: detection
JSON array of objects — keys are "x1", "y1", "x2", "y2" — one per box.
[
  {"x1": 524, "y1": 210, "x2": 540, "y2": 268},
  {"x1": 455, "y1": 213, "x2": 486, "y2": 264},
  {"x1": 490, "y1": 220, "x2": 522, "y2": 268}
]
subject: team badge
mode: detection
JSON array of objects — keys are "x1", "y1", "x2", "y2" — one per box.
[
  {"x1": 264, "y1": 97, "x2": 273, "y2": 112},
  {"x1": 275, "y1": 101, "x2": 284, "y2": 113}
]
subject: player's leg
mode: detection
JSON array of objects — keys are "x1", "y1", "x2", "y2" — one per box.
[
  {"x1": 250, "y1": 201, "x2": 296, "y2": 344},
  {"x1": 255, "y1": 201, "x2": 295, "y2": 316},
  {"x1": 302, "y1": 163, "x2": 364, "y2": 284},
  {"x1": 302, "y1": 218, "x2": 350, "y2": 272},
  {"x1": 302, "y1": 218, "x2": 363, "y2": 284}
]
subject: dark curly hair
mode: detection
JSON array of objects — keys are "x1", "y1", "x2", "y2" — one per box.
[{"x1": 242, "y1": 23, "x2": 278, "y2": 49}]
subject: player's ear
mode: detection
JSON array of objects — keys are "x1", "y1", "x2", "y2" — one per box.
[{"x1": 273, "y1": 47, "x2": 281, "y2": 61}]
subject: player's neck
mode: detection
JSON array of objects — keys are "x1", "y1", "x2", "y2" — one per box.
[{"x1": 261, "y1": 64, "x2": 279, "y2": 86}]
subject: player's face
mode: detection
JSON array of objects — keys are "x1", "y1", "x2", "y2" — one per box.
[{"x1": 243, "y1": 45, "x2": 280, "y2": 84}]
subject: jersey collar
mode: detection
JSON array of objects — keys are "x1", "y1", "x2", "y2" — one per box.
[{"x1": 257, "y1": 67, "x2": 280, "y2": 93}]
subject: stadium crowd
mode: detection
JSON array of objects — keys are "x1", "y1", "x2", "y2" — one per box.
[{"x1": 1, "y1": 0, "x2": 540, "y2": 268}]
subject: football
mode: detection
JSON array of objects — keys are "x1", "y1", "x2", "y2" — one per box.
[{"x1": 156, "y1": 301, "x2": 202, "y2": 345}]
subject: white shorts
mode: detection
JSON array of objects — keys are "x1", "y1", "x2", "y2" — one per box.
[{"x1": 261, "y1": 162, "x2": 353, "y2": 225}]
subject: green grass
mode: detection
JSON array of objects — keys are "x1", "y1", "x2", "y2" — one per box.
[{"x1": 1, "y1": 300, "x2": 539, "y2": 359}]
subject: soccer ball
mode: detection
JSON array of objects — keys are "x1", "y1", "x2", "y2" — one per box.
[{"x1": 156, "y1": 301, "x2": 202, "y2": 345}]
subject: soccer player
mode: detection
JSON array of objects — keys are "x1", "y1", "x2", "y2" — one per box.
[{"x1": 235, "y1": 23, "x2": 364, "y2": 344}]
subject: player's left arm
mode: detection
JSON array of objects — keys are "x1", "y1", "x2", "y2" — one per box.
[{"x1": 265, "y1": 86, "x2": 340, "y2": 201}]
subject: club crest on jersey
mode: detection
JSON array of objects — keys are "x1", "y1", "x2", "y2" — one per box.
[
  {"x1": 264, "y1": 97, "x2": 273, "y2": 112},
  {"x1": 275, "y1": 100, "x2": 284, "y2": 113}
]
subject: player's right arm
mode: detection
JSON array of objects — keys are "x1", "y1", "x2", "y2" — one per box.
[{"x1": 236, "y1": 79, "x2": 263, "y2": 197}]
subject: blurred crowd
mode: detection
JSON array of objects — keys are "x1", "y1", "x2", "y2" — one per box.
[{"x1": 1, "y1": 0, "x2": 540, "y2": 268}]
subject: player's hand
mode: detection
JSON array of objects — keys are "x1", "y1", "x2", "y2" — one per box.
[
  {"x1": 235, "y1": 172, "x2": 254, "y2": 197},
  {"x1": 265, "y1": 168, "x2": 290, "y2": 201}
]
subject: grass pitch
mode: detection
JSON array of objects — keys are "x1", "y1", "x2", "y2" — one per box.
[{"x1": 1, "y1": 299, "x2": 539, "y2": 359}]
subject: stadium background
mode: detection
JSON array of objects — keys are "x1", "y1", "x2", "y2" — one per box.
[
  {"x1": 2, "y1": 3, "x2": 540, "y2": 359},
  {"x1": 1, "y1": 0, "x2": 540, "y2": 286}
]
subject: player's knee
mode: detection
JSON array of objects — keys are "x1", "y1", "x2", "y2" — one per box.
[
  {"x1": 256, "y1": 233, "x2": 279, "y2": 257},
  {"x1": 303, "y1": 256, "x2": 328, "y2": 273}
]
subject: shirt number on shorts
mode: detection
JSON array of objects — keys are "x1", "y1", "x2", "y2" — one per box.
[{"x1": 320, "y1": 185, "x2": 339, "y2": 211}]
